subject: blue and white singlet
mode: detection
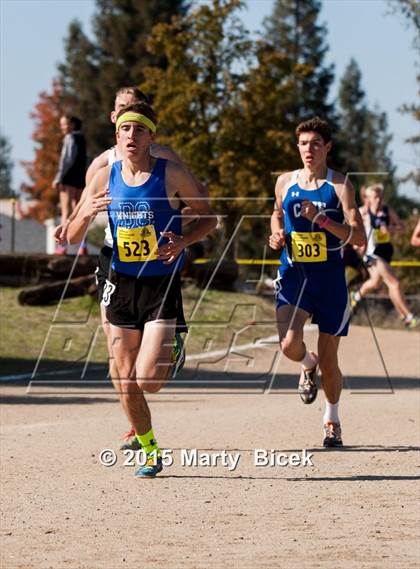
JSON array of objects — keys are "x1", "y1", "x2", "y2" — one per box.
[
  {"x1": 107, "y1": 158, "x2": 184, "y2": 277},
  {"x1": 280, "y1": 168, "x2": 344, "y2": 274}
]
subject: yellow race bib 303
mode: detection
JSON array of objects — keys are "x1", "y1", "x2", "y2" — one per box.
[{"x1": 291, "y1": 231, "x2": 327, "y2": 262}]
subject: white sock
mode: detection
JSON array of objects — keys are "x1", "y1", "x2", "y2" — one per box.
[
  {"x1": 301, "y1": 351, "x2": 317, "y2": 370},
  {"x1": 404, "y1": 313, "x2": 414, "y2": 323},
  {"x1": 354, "y1": 291, "x2": 361, "y2": 302},
  {"x1": 324, "y1": 401, "x2": 340, "y2": 424}
]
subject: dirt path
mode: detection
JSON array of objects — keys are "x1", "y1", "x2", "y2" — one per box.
[{"x1": 1, "y1": 326, "x2": 419, "y2": 569}]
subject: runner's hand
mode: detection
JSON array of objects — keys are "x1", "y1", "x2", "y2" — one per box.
[
  {"x1": 158, "y1": 231, "x2": 185, "y2": 264},
  {"x1": 300, "y1": 200, "x2": 318, "y2": 222},
  {"x1": 268, "y1": 229, "x2": 285, "y2": 250},
  {"x1": 54, "y1": 223, "x2": 68, "y2": 244},
  {"x1": 80, "y1": 189, "x2": 112, "y2": 217}
]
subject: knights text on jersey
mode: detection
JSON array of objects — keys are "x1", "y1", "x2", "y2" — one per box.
[{"x1": 107, "y1": 158, "x2": 184, "y2": 277}]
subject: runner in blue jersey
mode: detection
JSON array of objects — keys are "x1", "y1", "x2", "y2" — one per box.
[
  {"x1": 269, "y1": 117, "x2": 366, "y2": 447},
  {"x1": 68, "y1": 102, "x2": 216, "y2": 476},
  {"x1": 59, "y1": 87, "x2": 206, "y2": 452}
]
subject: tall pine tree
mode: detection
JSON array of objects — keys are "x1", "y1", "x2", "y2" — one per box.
[
  {"x1": 58, "y1": 21, "x2": 102, "y2": 160},
  {"x1": 337, "y1": 58, "x2": 396, "y2": 201},
  {"x1": 59, "y1": 0, "x2": 188, "y2": 158},
  {"x1": 389, "y1": 0, "x2": 420, "y2": 189},
  {"x1": 263, "y1": 0, "x2": 335, "y2": 123},
  {"x1": 142, "y1": 0, "x2": 256, "y2": 257}
]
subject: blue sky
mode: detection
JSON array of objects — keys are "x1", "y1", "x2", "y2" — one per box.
[{"x1": 0, "y1": 0, "x2": 418, "y2": 199}]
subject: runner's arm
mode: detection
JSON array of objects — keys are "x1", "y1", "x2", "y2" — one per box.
[
  {"x1": 269, "y1": 174, "x2": 287, "y2": 250},
  {"x1": 67, "y1": 167, "x2": 111, "y2": 244},
  {"x1": 302, "y1": 179, "x2": 366, "y2": 247},
  {"x1": 157, "y1": 161, "x2": 216, "y2": 263}
]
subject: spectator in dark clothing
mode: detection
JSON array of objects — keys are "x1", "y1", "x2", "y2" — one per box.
[{"x1": 53, "y1": 115, "x2": 87, "y2": 254}]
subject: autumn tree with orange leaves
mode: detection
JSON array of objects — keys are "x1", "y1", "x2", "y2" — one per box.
[{"x1": 21, "y1": 80, "x2": 74, "y2": 221}]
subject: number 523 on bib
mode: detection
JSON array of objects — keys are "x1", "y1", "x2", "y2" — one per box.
[{"x1": 117, "y1": 226, "x2": 159, "y2": 262}]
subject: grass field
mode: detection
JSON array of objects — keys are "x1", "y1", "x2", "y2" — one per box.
[
  {"x1": 0, "y1": 285, "x2": 278, "y2": 377},
  {"x1": 1, "y1": 281, "x2": 418, "y2": 380}
]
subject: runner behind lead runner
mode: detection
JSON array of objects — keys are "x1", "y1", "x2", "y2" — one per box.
[
  {"x1": 269, "y1": 116, "x2": 366, "y2": 447},
  {"x1": 351, "y1": 184, "x2": 418, "y2": 328}
]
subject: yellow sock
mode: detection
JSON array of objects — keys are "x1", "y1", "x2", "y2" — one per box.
[{"x1": 136, "y1": 428, "x2": 160, "y2": 457}]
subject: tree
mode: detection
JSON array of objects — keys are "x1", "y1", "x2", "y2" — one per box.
[
  {"x1": 263, "y1": 0, "x2": 335, "y2": 123},
  {"x1": 388, "y1": 0, "x2": 420, "y2": 189},
  {"x1": 143, "y1": 0, "x2": 332, "y2": 258},
  {"x1": 337, "y1": 59, "x2": 396, "y2": 201},
  {"x1": 21, "y1": 80, "x2": 74, "y2": 221},
  {"x1": 59, "y1": 0, "x2": 188, "y2": 159},
  {"x1": 0, "y1": 131, "x2": 14, "y2": 198},
  {"x1": 388, "y1": 0, "x2": 420, "y2": 34},
  {"x1": 58, "y1": 21, "x2": 103, "y2": 159},
  {"x1": 142, "y1": 0, "x2": 285, "y2": 257}
]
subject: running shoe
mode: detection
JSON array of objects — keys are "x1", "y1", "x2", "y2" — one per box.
[
  {"x1": 404, "y1": 316, "x2": 419, "y2": 329},
  {"x1": 120, "y1": 427, "x2": 142, "y2": 451},
  {"x1": 135, "y1": 454, "x2": 163, "y2": 478},
  {"x1": 171, "y1": 332, "x2": 186, "y2": 379},
  {"x1": 350, "y1": 291, "x2": 359, "y2": 310},
  {"x1": 298, "y1": 362, "x2": 318, "y2": 404},
  {"x1": 323, "y1": 422, "x2": 343, "y2": 447}
]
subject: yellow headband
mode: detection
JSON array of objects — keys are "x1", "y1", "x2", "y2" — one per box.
[{"x1": 115, "y1": 112, "x2": 157, "y2": 133}]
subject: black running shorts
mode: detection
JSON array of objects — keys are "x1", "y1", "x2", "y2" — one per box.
[
  {"x1": 96, "y1": 246, "x2": 188, "y2": 332},
  {"x1": 104, "y1": 270, "x2": 182, "y2": 331}
]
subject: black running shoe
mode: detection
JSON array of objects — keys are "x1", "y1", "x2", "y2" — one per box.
[
  {"x1": 323, "y1": 422, "x2": 343, "y2": 447},
  {"x1": 298, "y1": 365, "x2": 318, "y2": 404}
]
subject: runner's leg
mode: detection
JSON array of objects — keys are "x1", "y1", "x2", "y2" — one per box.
[
  {"x1": 378, "y1": 259, "x2": 412, "y2": 318},
  {"x1": 108, "y1": 324, "x2": 152, "y2": 435},
  {"x1": 59, "y1": 185, "x2": 72, "y2": 226},
  {"x1": 358, "y1": 264, "x2": 382, "y2": 297},
  {"x1": 318, "y1": 333, "x2": 342, "y2": 404},
  {"x1": 318, "y1": 332, "x2": 343, "y2": 446},
  {"x1": 276, "y1": 304, "x2": 310, "y2": 361},
  {"x1": 277, "y1": 304, "x2": 318, "y2": 403},
  {"x1": 136, "y1": 318, "x2": 177, "y2": 393}
]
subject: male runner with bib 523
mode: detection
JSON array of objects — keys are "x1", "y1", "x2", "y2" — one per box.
[
  {"x1": 57, "y1": 87, "x2": 203, "y2": 452},
  {"x1": 269, "y1": 117, "x2": 366, "y2": 447},
  {"x1": 67, "y1": 102, "x2": 216, "y2": 476}
]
